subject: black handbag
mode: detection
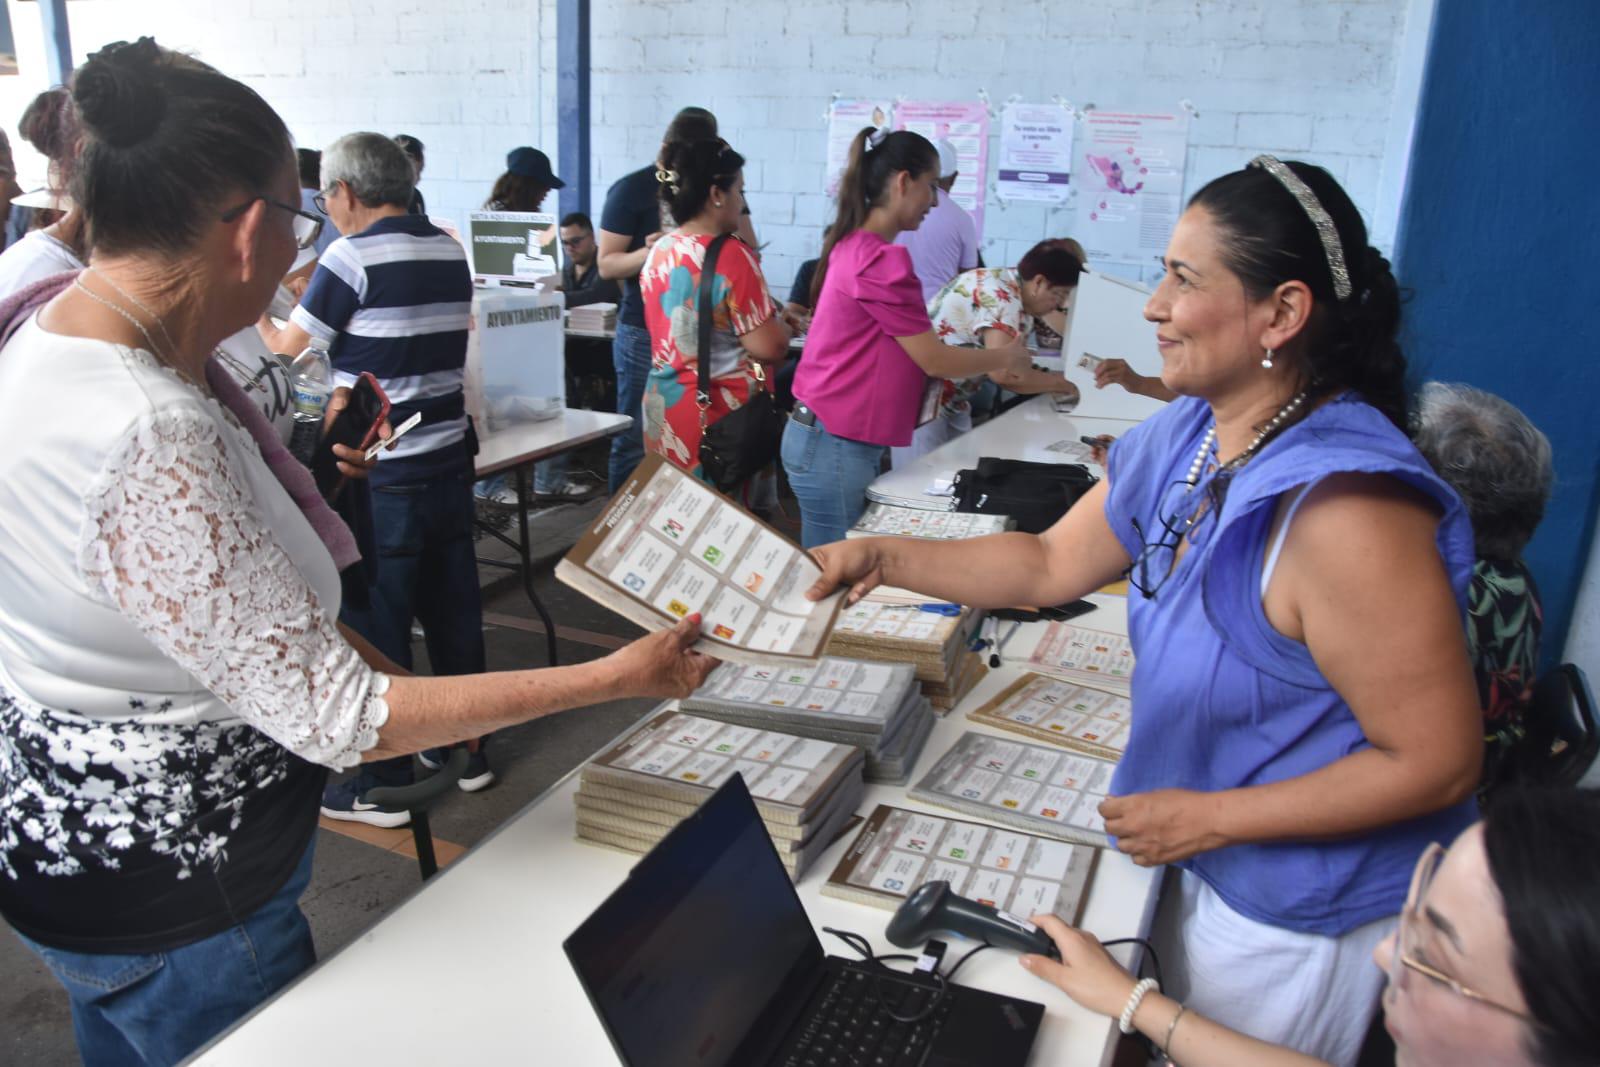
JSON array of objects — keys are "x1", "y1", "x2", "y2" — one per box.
[
  {"x1": 951, "y1": 457, "x2": 1099, "y2": 535},
  {"x1": 696, "y1": 233, "x2": 785, "y2": 493}
]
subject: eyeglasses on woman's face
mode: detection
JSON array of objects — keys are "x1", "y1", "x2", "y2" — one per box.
[
  {"x1": 1389, "y1": 843, "x2": 1535, "y2": 1025},
  {"x1": 220, "y1": 196, "x2": 324, "y2": 250}
]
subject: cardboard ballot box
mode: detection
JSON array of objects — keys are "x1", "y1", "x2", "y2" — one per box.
[{"x1": 465, "y1": 286, "x2": 566, "y2": 434}]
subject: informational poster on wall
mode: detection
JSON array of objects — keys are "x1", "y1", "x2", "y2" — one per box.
[
  {"x1": 1072, "y1": 112, "x2": 1189, "y2": 265},
  {"x1": 826, "y1": 98, "x2": 893, "y2": 197},
  {"x1": 895, "y1": 100, "x2": 991, "y2": 240},
  {"x1": 996, "y1": 102, "x2": 1074, "y2": 204}
]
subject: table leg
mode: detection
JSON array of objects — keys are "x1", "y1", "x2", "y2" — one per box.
[{"x1": 512, "y1": 463, "x2": 561, "y2": 668}]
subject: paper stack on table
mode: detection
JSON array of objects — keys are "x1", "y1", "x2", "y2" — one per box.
[
  {"x1": 1024, "y1": 621, "x2": 1135, "y2": 696},
  {"x1": 847, "y1": 502, "x2": 1013, "y2": 540},
  {"x1": 681, "y1": 657, "x2": 935, "y2": 784},
  {"x1": 574, "y1": 708, "x2": 865, "y2": 880},
  {"x1": 967, "y1": 672, "x2": 1132, "y2": 762},
  {"x1": 822, "y1": 804, "x2": 1100, "y2": 923},
  {"x1": 908, "y1": 730, "x2": 1117, "y2": 849},
  {"x1": 565, "y1": 302, "x2": 616, "y2": 332},
  {"x1": 824, "y1": 601, "x2": 986, "y2": 713}
]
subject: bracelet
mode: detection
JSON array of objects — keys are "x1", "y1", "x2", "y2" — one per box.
[
  {"x1": 1118, "y1": 977, "x2": 1159, "y2": 1035},
  {"x1": 1161, "y1": 1003, "x2": 1188, "y2": 1059}
]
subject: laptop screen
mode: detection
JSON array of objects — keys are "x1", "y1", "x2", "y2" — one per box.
[{"x1": 564, "y1": 776, "x2": 824, "y2": 1067}]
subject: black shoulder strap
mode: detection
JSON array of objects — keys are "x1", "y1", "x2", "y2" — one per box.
[{"x1": 697, "y1": 233, "x2": 733, "y2": 409}]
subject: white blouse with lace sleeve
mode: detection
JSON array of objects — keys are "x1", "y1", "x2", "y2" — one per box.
[{"x1": 74, "y1": 404, "x2": 388, "y2": 770}]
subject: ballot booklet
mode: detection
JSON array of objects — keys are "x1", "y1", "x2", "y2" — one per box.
[
  {"x1": 823, "y1": 804, "x2": 1098, "y2": 923},
  {"x1": 557, "y1": 454, "x2": 846, "y2": 664},
  {"x1": 909, "y1": 730, "x2": 1118, "y2": 849},
  {"x1": 1025, "y1": 621, "x2": 1135, "y2": 696},
  {"x1": 967, "y1": 672, "x2": 1132, "y2": 762}
]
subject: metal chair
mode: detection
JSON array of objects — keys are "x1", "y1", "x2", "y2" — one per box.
[
  {"x1": 358, "y1": 746, "x2": 470, "y2": 880},
  {"x1": 1509, "y1": 663, "x2": 1599, "y2": 787}
]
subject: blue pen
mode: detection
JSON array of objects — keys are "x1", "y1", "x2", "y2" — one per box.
[{"x1": 919, "y1": 602, "x2": 963, "y2": 616}]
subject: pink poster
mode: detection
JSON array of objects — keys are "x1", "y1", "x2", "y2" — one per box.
[{"x1": 894, "y1": 100, "x2": 991, "y2": 241}]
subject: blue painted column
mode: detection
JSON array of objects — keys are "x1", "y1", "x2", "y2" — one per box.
[
  {"x1": 39, "y1": 0, "x2": 71, "y2": 86},
  {"x1": 557, "y1": 0, "x2": 590, "y2": 219},
  {"x1": 1394, "y1": 0, "x2": 1600, "y2": 665}
]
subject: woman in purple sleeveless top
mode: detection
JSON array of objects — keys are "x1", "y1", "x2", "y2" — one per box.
[{"x1": 806, "y1": 159, "x2": 1482, "y2": 1064}]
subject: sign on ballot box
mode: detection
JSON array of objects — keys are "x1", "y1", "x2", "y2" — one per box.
[{"x1": 464, "y1": 287, "x2": 565, "y2": 434}]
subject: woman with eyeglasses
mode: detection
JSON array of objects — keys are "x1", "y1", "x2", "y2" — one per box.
[
  {"x1": 807, "y1": 158, "x2": 1483, "y2": 1063},
  {"x1": 1020, "y1": 787, "x2": 1600, "y2": 1067},
  {"x1": 0, "y1": 39, "x2": 715, "y2": 1066}
]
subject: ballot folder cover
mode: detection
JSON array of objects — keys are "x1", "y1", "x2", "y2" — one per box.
[
  {"x1": 967, "y1": 671, "x2": 1132, "y2": 762},
  {"x1": 557, "y1": 455, "x2": 846, "y2": 664},
  {"x1": 822, "y1": 804, "x2": 1099, "y2": 923}
]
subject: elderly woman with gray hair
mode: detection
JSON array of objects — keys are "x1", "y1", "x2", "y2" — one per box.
[{"x1": 1413, "y1": 381, "x2": 1553, "y2": 783}]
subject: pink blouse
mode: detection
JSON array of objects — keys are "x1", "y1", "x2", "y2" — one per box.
[{"x1": 792, "y1": 230, "x2": 932, "y2": 447}]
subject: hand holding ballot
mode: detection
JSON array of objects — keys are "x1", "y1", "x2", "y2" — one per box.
[
  {"x1": 601, "y1": 613, "x2": 719, "y2": 699},
  {"x1": 1091, "y1": 357, "x2": 1177, "y2": 403},
  {"x1": 806, "y1": 538, "x2": 888, "y2": 607}
]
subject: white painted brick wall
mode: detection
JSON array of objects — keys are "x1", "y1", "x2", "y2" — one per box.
[
  {"x1": 0, "y1": 0, "x2": 554, "y2": 235},
  {"x1": 0, "y1": 0, "x2": 1414, "y2": 293},
  {"x1": 585, "y1": 0, "x2": 1417, "y2": 289}
]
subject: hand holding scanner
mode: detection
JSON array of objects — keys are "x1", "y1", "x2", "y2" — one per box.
[{"x1": 886, "y1": 881, "x2": 1060, "y2": 960}]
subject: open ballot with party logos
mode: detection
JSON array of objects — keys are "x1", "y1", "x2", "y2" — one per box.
[
  {"x1": 556, "y1": 455, "x2": 847, "y2": 663},
  {"x1": 823, "y1": 804, "x2": 1098, "y2": 922}
]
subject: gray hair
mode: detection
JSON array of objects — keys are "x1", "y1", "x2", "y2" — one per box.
[
  {"x1": 1413, "y1": 381, "x2": 1553, "y2": 561},
  {"x1": 320, "y1": 131, "x2": 414, "y2": 209}
]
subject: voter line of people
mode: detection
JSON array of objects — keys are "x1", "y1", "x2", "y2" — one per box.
[{"x1": 0, "y1": 33, "x2": 1593, "y2": 1067}]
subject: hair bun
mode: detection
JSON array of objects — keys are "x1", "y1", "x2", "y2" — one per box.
[{"x1": 73, "y1": 37, "x2": 166, "y2": 149}]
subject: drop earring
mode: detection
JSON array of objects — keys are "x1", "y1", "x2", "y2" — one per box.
[{"x1": 1261, "y1": 348, "x2": 1275, "y2": 369}]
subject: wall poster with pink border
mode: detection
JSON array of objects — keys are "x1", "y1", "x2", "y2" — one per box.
[{"x1": 894, "y1": 100, "x2": 991, "y2": 241}]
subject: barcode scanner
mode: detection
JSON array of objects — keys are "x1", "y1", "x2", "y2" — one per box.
[{"x1": 886, "y1": 881, "x2": 1061, "y2": 960}]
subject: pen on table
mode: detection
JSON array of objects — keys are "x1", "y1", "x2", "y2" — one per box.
[
  {"x1": 990, "y1": 620, "x2": 1021, "y2": 669},
  {"x1": 980, "y1": 615, "x2": 998, "y2": 656}
]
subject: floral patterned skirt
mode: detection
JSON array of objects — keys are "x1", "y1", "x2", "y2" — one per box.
[{"x1": 642, "y1": 363, "x2": 758, "y2": 482}]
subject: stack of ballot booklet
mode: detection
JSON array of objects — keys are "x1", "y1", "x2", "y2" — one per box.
[
  {"x1": 847, "y1": 502, "x2": 1012, "y2": 540},
  {"x1": 565, "y1": 302, "x2": 617, "y2": 333},
  {"x1": 825, "y1": 601, "x2": 985, "y2": 713},
  {"x1": 574, "y1": 708, "x2": 865, "y2": 880},
  {"x1": 823, "y1": 804, "x2": 1099, "y2": 923},
  {"x1": 681, "y1": 657, "x2": 934, "y2": 784}
]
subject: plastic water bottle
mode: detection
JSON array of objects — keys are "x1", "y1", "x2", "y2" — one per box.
[{"x1": 287, "y1": 342, "x2": 332, "y2": 466}]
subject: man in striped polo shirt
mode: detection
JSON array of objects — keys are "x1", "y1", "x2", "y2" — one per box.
[{"x1": 263, "y1": 131, "x2": 492, "y2": 821}]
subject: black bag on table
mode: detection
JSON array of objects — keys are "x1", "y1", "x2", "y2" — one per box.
[
  {"x1": 696, "y1": 233, "x2": 785, "y2": 493},
  {"x1": 951, "y1": 457, "x2": 1098, "y2": 534}
]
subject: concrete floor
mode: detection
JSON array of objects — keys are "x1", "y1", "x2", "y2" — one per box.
[{"x1": 0, "y1": 443, "x2": 720, "y2": 1066}]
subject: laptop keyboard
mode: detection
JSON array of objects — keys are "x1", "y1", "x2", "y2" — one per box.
[{"x1": 775, "y1": 965, "x2": 954, "y2": 1067}]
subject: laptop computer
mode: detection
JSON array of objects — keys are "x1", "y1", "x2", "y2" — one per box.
[{"x1": 564, "y1": 775, "x2": 1044, "y2": 1067}]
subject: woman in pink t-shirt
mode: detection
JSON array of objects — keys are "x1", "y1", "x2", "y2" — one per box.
[{"x1": 782, "y1": 128, "x2": 1030, "y2": 546}]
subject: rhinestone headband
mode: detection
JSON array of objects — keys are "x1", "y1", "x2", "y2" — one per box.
[{"x1": 1248, "y1": 155, "x2": 1353, "y2": 301}]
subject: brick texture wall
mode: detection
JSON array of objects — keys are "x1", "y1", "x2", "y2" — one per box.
[{"x1": 1, "y1": 0, "x2": 1412, "y2": 294}]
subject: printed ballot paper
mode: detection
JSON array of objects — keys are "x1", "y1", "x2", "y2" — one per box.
[{"x1": 556, "y1": 455, "x2": 846, "y2": 663}]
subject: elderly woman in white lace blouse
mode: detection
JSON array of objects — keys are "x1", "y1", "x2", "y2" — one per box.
[{"x1": 0, "y1": 40, "x2": 716, "y2": 1067}]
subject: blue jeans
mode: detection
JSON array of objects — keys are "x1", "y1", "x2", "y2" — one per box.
[
  {"x1": 608, "y1": 321, "x2": 652, "y2": 492},
  {"x1": 342, "y1": 472, "x2": 487, "y2": 787},
  {"x1": 18, "y1": 840, "x2": 317, "y2": 1067},
  {"x1": 781, "y1": 416, "x2": 887, "y2": 548}
]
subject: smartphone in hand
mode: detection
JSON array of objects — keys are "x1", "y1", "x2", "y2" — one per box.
[{"x1": 311, "y1": 372, "x2": 390, "y2": 500}]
